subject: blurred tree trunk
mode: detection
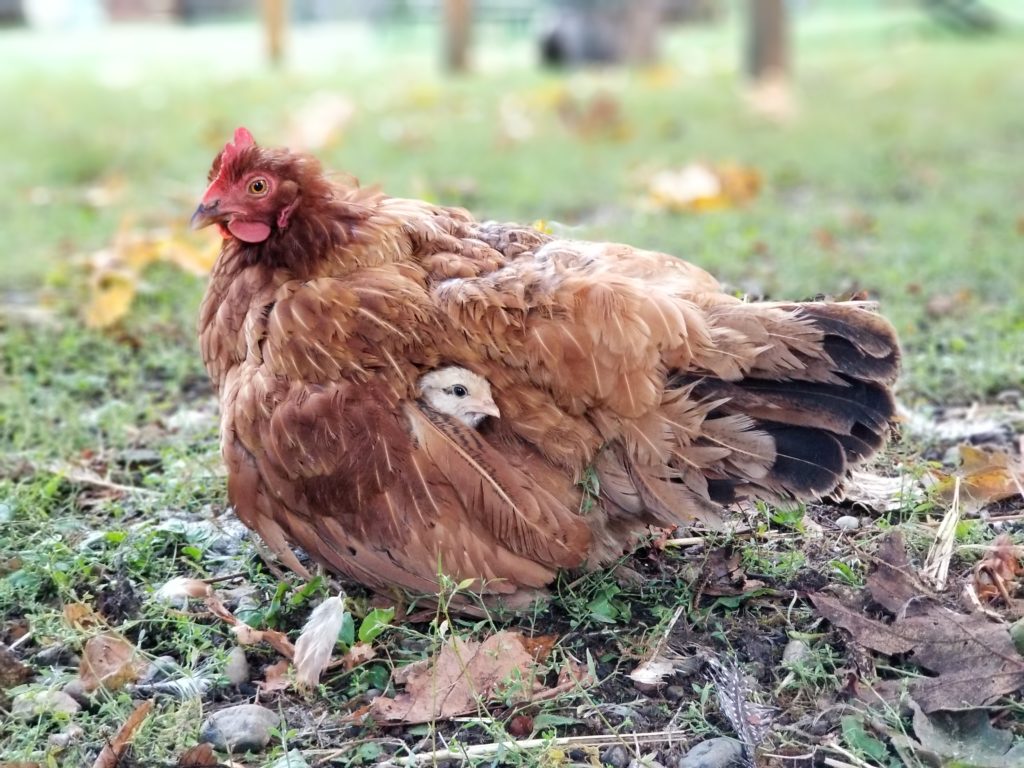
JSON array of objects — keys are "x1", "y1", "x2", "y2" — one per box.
[
  {"x1": 745, "y1": 0, "x2": 789, "y2": 82},
  {"x1": 264, "y1": 0, "x2": 287, "y2": 66},
  {"x1": 443, "y1": 0, "x2": 473, "y2": 72}
]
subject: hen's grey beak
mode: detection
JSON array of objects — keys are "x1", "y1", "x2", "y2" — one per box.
[{"x1": 190, "y1": 200, "x2": 219, "y2": 230}]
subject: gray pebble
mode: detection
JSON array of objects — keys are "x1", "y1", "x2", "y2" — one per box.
[
  {"x1": 225, "y1": 646, "x2": 250, "y2": 686},
  {"x1": 782, "y1": 639, "x2": 811, "y2": 665},
  {"x1": 835, "y1": 515, "x2": 860, "y2": 531},
  {"x1": 676, "y1": 737, "x2": 745, "y2": 768},
  {"x1": 264, "y1": 749, "x2": 310, "y2": 768},
  {"x1": 603, "y1": 744, "x2": 631, "y2": 768},
  {"x1": 61, "y1": 678, "x2": 94, "y2": 708},
  {"x1": 665, "y1": 685, "x2": 687, "y2": 702},
  {"x1": 201, "y1": 704, "x2": 280, "y2": 752},
  {"x1": 12, "y1": 689, "x2": 80, "y2": 720}
]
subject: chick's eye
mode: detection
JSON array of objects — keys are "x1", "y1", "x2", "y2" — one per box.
[
  {"x1": 247, "y1": 178, "x2": 268, "y2": 195},
  {"x1": 452, "y1": 385, "x2": 468, "y2": 398}
]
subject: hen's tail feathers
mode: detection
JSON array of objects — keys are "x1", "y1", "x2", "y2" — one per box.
[{"x1": 675, "y1": 301, "x2": 900, "y2": 503}]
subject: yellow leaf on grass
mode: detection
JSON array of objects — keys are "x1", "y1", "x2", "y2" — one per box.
[
  {"x1": 933, "y1": 445, "x2": 1024, "y2": 512},
  {"x1": 648, "y1": 162, "x2": 761, "y2": 213},
  {"x1": 83, "y1": 271, "x2": 137, "y2": 329}
]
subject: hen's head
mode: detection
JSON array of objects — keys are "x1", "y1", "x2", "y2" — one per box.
[
  {"x1": 419, "y1": 367, "x2": 501, "y2": 429},
  {"x1": 192, "y1": 127, "x2": 327, "y2": 245}
]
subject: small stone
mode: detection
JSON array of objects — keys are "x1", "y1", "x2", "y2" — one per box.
[
  {"x1": 34, "y1": 643, "x2": 79, "y2": 668},
  {"x1": 48, "y1": 724, "x2": 85, "y2": 748},
  {"x1": 676, "y1": 737, "x2": 745, "y2": 768},
  {"x1": 12, "y1": 689, "x2": 81, "y2": 720},
  {"x1": 995, "y1": 389, "x2": 1021, "y2": 405},
  {"x1": 264, "y1": 749, "x2": 310, "y2": 768},
  {"x1": 0, "y1": 503, "x2": 11, "y2": 522},
  {"x1": 225, "y1": 646, "x2": 250, "y2": 686},
  {"x1": 664, "y1": 685, "x2": 687, "y2": 702},
  {"x1": 835, "y1": 515, "x2": 860, "y2": 531},
  {"x1": 782, "y1": 639, "x2": 811, "y2": 665},
  {"x1": 603, "y1": 744, "x2": 631, "y2": 768},
  {"x1": 200, "y1": 704, "x2": 280, "y2": 753},
  {"x1": 61, "y1": 678, "x2": 94, "y2": 708},
  {"x1": 139, "y1": 655, "x2": 180, "y2": 684}
]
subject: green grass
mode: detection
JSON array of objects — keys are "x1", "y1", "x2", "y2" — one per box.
[{"x1": 2, "y1": 5, "x2": 1024, "y2": 765}]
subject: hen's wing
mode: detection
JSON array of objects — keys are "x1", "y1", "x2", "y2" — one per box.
[{"x1": 428, "y1": 229, "x2": 899, "y2": 560}]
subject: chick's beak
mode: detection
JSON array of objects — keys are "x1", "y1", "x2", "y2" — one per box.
[
  {"x1": 473, "y1": 397, "x2": 501, "y2": 420},
  {"x1": 190, "y1": 199, "x2": 220, "y2": 230}
]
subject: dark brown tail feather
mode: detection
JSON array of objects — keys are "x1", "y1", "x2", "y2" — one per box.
[{"x1": 673, "y1": 301, "x2": 900, "y2": 502}]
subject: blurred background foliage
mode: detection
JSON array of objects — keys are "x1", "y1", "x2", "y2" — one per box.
[{"x1": 0, "y1": 0, "x2": 1022, "y2": 407}]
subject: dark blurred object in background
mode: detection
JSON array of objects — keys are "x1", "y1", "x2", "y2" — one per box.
[
  {"x1": 0, "y1": 0, "x2": 23, "y2": 26},
  {"x1": 922, "y1": 0, "x2": 1001, "y2": 33}
]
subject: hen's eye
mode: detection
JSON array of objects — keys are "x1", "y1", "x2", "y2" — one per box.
[
  {"x1": 247, "y1": 178, "x2": 268, "y2": 195},
  {"x1": 452, "y1": 385, "x2": 468, "y2": 398}
]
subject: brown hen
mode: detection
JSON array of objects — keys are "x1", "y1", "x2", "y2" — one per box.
[{"x1": 194, "y1": 128, "x2": 900, "y2": 609}]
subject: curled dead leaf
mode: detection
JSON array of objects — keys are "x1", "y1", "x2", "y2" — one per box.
[{"x1": 79, "y1": 634, "x2": 143, "y2": 693}]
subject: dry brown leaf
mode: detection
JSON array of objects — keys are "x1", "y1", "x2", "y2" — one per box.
[
  {"x1": 205, "y1": 595, "x2": 296, "y2": 659},
  {"x1": 369, "y1": 631, "x2": 549, "y2": 723},
  {"x1": 342, "y1": 641, "x2": 377, "y2": 671},
  {"x1": 176, "y1": 743, "x2": 219, "y2": 767},
  {"x1": 810, "y1": 532, "x2": 1024, "y2": 712},
  {"x1": 973, "y1": 534, "x2": 1024, "y2": 605},
  {"x1": 79, "y1": 634, "x2": 144, "y2": 693},
  {"x1": 258, "y1": 659, "x2": 291, "y2": 694},
  {"x1": 0, "y1": 644, "x2": 33, "y2": 693},
  {"x1": 91, "y1": 699, "x2": 153, "y2": 768}
]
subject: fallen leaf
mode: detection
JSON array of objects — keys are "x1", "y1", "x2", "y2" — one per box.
[
  {"x1": 0, "y1": 644, "x2": 32, "y2": 694},
  {"x1": 648, "y1": 162, "x2": 761, "y2": 213},
  {"x1": 888, "y1": 698, "x2": 1024, "y2": 768},
  {"x1": 341, "y1": 642, "x2": 376, "y2": 671},
  {"x1": 810, "y1": 532, "x2": 1024, "y2": 712},
  {"x1": 91, "y1": 699, "x2": 153, "y2": 768},
  {"x1": 176, "y1": 743, "x2": 219, "y2": 767},
  {"x1": 258, "y1": 659, "x2": 291, "y2": 694},
  {"x1": 284, "y1": 91, "x2": 356, "y2": 151},
  {"x1": 933, "y1": 445, "x2": 1024, "y2": 514},
  {"x1": 973, "y1": 533, "x2": 1024, "y2": 606},
  {"x1": 79, "y1": 634, "x2": 143, "y2": 693},
  {"x1": 83, "y1": 269, "x2": 136, "y2": 329},
  {"x1": 369, "y1": 631, "x2": 549, "y2": 723},
  {"x1": 293, "y1": 595, "x2": 346, "y2": 688},
  {"x1": 205, "y1": 595, "x2": 296, "y2": 659},
  {"x1": 556, "y1": 91, "x2": 631, "y2": 141}
]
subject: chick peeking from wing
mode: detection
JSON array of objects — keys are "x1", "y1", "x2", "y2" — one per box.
[{"x1": 418, "y1": 366, "x2": 500, "y2": 428}]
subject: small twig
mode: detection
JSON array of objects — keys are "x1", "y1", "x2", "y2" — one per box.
[
  {"x1": 389, "y1": 730, "x2": 692, "y2": 766},
  {"x1": 50, "y1": 465, "x2": 160, "y2": 497},
  {"x1": 919, "y1": 511, "x2": 1024, "y2": 527},
  {"x1": 8, "y1": 630, "x2": 32, "y2": 651},
  {"x1": 923, "y1": 476, "x2": 960, "y2": 590}
]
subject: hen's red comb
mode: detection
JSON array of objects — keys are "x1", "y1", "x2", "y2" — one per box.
[{"x1": 222, "y1": 126, "x2": 255, "y2": 167}]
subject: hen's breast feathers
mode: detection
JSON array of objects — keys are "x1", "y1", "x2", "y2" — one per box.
[{"x1": 201, "y1": 190, "x2": 899, "y2": 597}]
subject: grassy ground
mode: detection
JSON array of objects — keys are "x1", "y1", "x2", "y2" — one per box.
[{"x1": 2, "y1": 4, "x2": 1024, "y2": 766}]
